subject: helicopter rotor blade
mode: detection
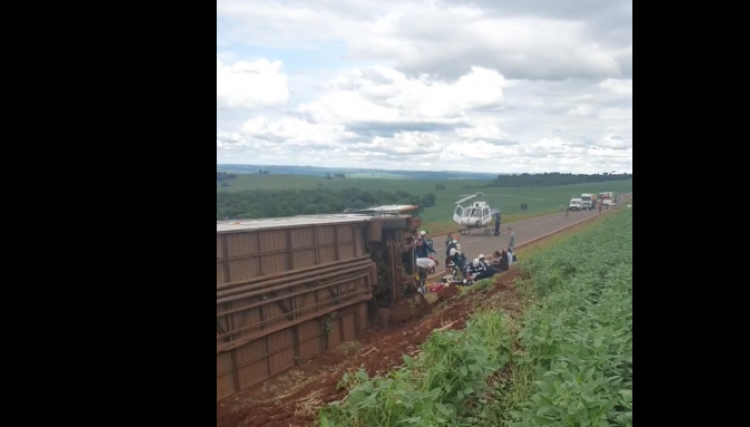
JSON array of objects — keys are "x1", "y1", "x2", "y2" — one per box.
[{"x1": 455, "y1": 193, "x2": 479, "y2": 205}]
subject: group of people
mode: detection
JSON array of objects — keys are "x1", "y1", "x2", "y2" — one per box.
[
  {"x1": 445, "y1": 227, "x2": 516, "y2": 285},
  {"x1": 411, "y1": 227, "x2": 517, "y2": 293},
  {"x1": 448, "y1": 248, "x2": 514, "y2": 285}
]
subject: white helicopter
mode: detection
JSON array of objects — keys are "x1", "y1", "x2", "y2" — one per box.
[{"x1": 452, "y1": 192, "x2": 501, "y2": 235}]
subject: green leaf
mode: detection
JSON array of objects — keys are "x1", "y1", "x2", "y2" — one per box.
[
  {"x1": 430, "y1": 387, "x2": 443, "y2": 399},
  {"x1": 318, "y1": 412, "x2": 330, "y2": 427},
  {"x1": 536, "y1": 406, "x2": 555, "y2": 417},
  {"x1": 402, "y1": 354, "x2": 414, "y2": 368},
  {"x1": 436, "y1": 402, "x2": 452, "y2": 416}
]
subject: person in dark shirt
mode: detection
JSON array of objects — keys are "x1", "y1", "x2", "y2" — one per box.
[
  {"x1": 491, "y1": 250, "x2": 510, "y2": 272},
  {"x1": 414, "y1": 237, "x2": 427, "y2": 258},
  {"x1": 444, "y1": 236, "x2": 460, "y2": 273},
  {"x1": 493, "y1": 212, "x2": 502, "y2": 236},
  {"x1": 490, "y1": 250, "x2": 503, "y2": 272},
  {"x1": 420, "y1": 230, "x2": 437, "y2": 257},
  {"x1": 448, "y1": 248, "x2": 467, "y2": 279},
  {"x1": 472, "y1": 256, "x2": 495, "y2": 282}
]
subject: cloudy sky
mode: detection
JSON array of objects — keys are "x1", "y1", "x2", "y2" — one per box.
[{"x1": 217, "y1": 0, "x2": 632, "y2": 174}]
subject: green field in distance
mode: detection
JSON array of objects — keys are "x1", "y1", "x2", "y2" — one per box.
[{"x1": 218, "y1": 174, "x2": 632, "y2": 233}]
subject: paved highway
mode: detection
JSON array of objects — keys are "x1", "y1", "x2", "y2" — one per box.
[{"x1": 430, "y1": 193, "x2": 631, "y2": 264}]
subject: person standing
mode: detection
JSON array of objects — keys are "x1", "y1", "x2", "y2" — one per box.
[
  {"x1": 445, "y1": 235, "x2": 456, "y2": 272},
  {"x1": 493, "y1": 212, "x2": 502, "y2": 236},
  {"x1": 421, "y1": 230, "x2": 437, "y2": 257},
  {"x1": 506, "y1": 226, "x2": 516, "y2": 254}
]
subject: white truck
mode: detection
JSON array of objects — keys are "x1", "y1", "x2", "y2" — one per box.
[
  {"x1": 580, "y1": 193, "x2": 594, "y2": 210},
  {"x1": 568, "y1": 198, "x2": 582, "y2": 211},
  {"x1": 599, "y1": 192, "x2": 618, "y2": 208}
]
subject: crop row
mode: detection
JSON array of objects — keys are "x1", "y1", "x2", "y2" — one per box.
[
  {"x1": 501, "y1": 208, "x2": 632, "y2": 427},
  {"x1": 319, "y1": 209, "x2": 632, "y2": 427}
]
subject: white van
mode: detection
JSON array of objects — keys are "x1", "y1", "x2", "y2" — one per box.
[{"x1": 568, "y1": 198, "x2": 582, "y2": 211}]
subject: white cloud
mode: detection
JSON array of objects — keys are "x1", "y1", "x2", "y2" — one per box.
[
  {"x1": 217, "y1": 58, "x2": 290, "y2": 109},
  {"x1": 298, "y1": 66, "x2": 504, "y2": 125},
  {"x1": 356, "y1": 131, "x2": 444, "y2": 156},
  {"x1": 216, "y1": 0, "x2": 632, "y2": 174},
  {"x1": 596, "y1": 134, "x2": 630, "y2": 149},
  {"x1": 218, "y1": 64, "x2": 632, "y2": 173},
  {"x1": 454, "y1": 124, "x2": 505, "y2": 140},
  {"x1": 599, "y1": 78, "x2": 632, "y2": 96},
  {"x1": 239, "y1": 116, "x2": 355, "y2": 149}
]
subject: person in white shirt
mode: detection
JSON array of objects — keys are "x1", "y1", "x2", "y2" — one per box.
[
  {"x1": 415, "y1": 257, "x2": 438, "y2": 293},
  {"x1": 416, "y1": 257, "x2": 436, "y2": 271}
]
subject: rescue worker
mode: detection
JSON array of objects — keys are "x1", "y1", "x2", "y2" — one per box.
[
  {"x1": 417, "y1": 230, "x2": 437, "y2": 258},
  {"x1": 462, "y1": 258, "x2": 482, "y2": 285},
  {"x1": 445, "y1": 238, "x2": 461, "y2": 273},
  {"x1": 493, "y1": 212, "x2": 502, "y2": 236},
  {"x1": 445, "y1": 233, "x2": 454, "y2": 250},
  {"x1": 598, "y1": 203, "x2": 603, "y2": 213},
  {"x1": 448, "y1": 248, "x2": 467, "y2": 278},
  {"x1": 414, "y1": 233, "x2": 426, "y2": 258},
  {"x1": 445, "y1": 236, "x2": 460, "y2": 253},
  {"x1": 471, "y1": 256, "x2": 495, "y2": 282}
]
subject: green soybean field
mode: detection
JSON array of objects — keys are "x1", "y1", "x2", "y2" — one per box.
[{"x1": 319, "y1": 208, "x2": 633, "y2": 427}]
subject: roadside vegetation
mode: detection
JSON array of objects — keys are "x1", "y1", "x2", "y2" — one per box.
[{"x1": 318, "y1": 209, "x2": 633, "y2": 427}]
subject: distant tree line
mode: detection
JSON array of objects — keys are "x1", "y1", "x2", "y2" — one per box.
[
  {"x1": 478, "y1": 172, "x2": 633, "y2": 188},
  {"x1": 217, "y1": 187, "x2": 436, "y2": 220},
  {"x1": 258, "y1": 169, "x2": 270, "y2": 174}
]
